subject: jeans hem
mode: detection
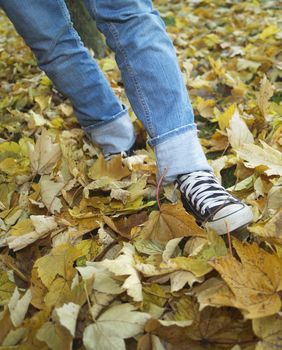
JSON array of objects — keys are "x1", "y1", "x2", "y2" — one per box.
[
  {"x1": 83, "y1": 104, "x2": 129, "y2": 132},
  {"x1": 148, "y1": 123, "x2": 197, "y2": 146},
  {"x1": 153, "y1": 128, "x2": 212, "y2": 184},
  {"x1": 83, "y1": 107, "x2": 136, "y2": 155}
]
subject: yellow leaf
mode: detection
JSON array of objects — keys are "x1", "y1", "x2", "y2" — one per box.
[
  {"x1": 259, "y1": 25, "x2": 280, "y2": 40},
  {"x1": 34, "y1": 95, "x2": 51, "y2": 111},
  {"x1": 34, "y1": 244, "x2": 83, "y2": 288},
  {"x1": 40, "y1": 175, "x2": 65, "y2": 214},
  {"x1": 217, "y1": 103, "x2": 236, "y2": 130},
  {"x1": 37, "y1": 321, "x2": 72, "y2": 350},
  {"x1": 168, "y1": 230, "x2": 227, "y2": 277},
  {"x1": 83, "y1": 304, "x2": 150, "y2": 350},
  {"x1": 257, "y1": 75, "x2": 274, "y2": 119},
  {"x1": 0, "y1": 271, "x2": 15, "y2": 306},
  {"x1": 88, "y1": 155, "x2": 131, "y2": 181},
  {"x1": 210, "y1": 239, "x2": 282, "y2": 318},
  {"x1": 253, "y1": 314, "x2": 282, "y2": 350}
]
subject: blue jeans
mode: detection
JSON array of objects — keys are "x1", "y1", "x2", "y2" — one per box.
[{"x1": 0, "y1": 0, "x2": 211, "y2": 183}]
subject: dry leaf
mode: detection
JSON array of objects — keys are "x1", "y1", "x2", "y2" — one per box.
[
  {"x1": 236, "y1": 141, "x2": 282, "y2": 176},
  {"x1": 140, "y1": 203, "x2": 206, "y2": 243},
  {"x1": 210, "y1": 239, "x2": 282, "y2": 318},
  {"x1": 253, "y1": 314, "x2": 282, "y2": 350},
  {"x1": 83, "y1": 303, "x2": 150, "y2": 350},
  {"x1": 28, "y1": 129, "x2": 61, "y2": 175}
]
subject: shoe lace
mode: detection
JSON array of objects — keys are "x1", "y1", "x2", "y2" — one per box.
[{"x1": 179, "y1": 171, "x2": 236, "y2": 215}]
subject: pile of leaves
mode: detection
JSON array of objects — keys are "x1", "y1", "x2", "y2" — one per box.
[{"x1": 0, "y1": 1, "x2": 282, "y2": 349}]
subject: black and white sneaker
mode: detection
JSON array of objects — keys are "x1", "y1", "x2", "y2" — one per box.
[{"x1": 177, "y1": 170, "x2": 253, "y2": 235}]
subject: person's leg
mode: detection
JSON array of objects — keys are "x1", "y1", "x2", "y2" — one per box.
[
  {"x1": 83, "y1": 0, "x2": 252, "y2": 233},
  {"x1": 0, "y1": 0, "x2": 135, "y2": 155},
  {"x1": 83, "y1": 0, "x2": 211, "y2": 183}
]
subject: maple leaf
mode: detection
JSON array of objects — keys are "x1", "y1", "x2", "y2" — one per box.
[
  {"x1": 227, "y1": 109, "x2": 254, "y2": 149},
  {"x1": 40, "y1": 175, "x2": 65, "y2": 214},
  {"x1": 34, "y1": 244, "x2": 83, "y2": 288},
  {"x1": 8, "y1": 288, "x2": 32, "y2": 327},
  {"x1": 99, "y1": 243, "x2": 143, "y2": 302},
  {"x1": 53, "y1": 302, "x2": 80, "y2": 337},
  {"x1": 27, "y1": 128, "x2": 61, "y2": 175},
  {"x1": 253, "y1": 314, "x2": 282, "y2": 350},
  {"x1": 257, "y1": 75, "x2": 274, "y2": 120},
  {"x1": 210, "y1": 239, "x2": 282, "y2": 318},
  {"x1": 167, "y1": 230, "x2": 227, "y2": 277},
  {"x1": 83, "y1": 303, "x2": 150, "y2": 350},
  {"x1": 236, "y1": 141, "x2": 282, "y2": 176},
  {"x1": 0, "y1": 271, "x2": 15, "y2": 306},
  {"x1": 88, "y1": 154, "x2": 131, "y2": 181},
  {"x1": 148, "y1": 296, "x2": 256, "y2": 350},
  {"x1": 140, "y1": 203, "x2": 206, "y2": 243},
  {"x1": 37, "y1": 321, "x2": 72, "y2": 350}
]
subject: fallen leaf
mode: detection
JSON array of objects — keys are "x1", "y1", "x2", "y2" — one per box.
[
  {"x1": 88, "y1": 155, "x2": 131, "y2": 181},
  {"x1": 34, "y1": 244, "x2": 83, "y2": 288},
  {"x1": 253, "y1": 314, "x2": 282, "y2": 350},
  {"x1": 227, "y1": 109, "x2": 254, "y2": 149},
  {"x1": 99, "y1": 243, "x2": 143, "y2": 301},
  {"x1": 83, "y1": 303, "x2": 150, "y2": 350},
  {"x1": 140, "y1": 203, "x2": 206, "y2": 243},
  {"x1": 8, "y1": 288, "x2": 32, "y2": 327},
  {"x1": 236, "y1": 141, "x2": 282, "y2": 176},
  {"x1": 53, "y1": 302, "x2": 80, "y2": 337},
  {"x1": 210, "y1": 239, "x2": 282, "y2": 318},
  {"x1": 28, "y1": 129, "x2": 61, "y2": 175}
]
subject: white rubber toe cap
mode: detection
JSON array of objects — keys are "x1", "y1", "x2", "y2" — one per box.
[{"x1": 204, "y1": 203, "x2": 253, "y2": 235}]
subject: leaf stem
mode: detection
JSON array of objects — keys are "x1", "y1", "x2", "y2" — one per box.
[{"x1": 155, "y1": 167, "x2": 168, "y2": 211}]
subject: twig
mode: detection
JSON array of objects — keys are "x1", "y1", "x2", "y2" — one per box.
[
  {"x1": 225, "y1": 221, "x2": 233, "y2": 256},
  {"x1": 155, "y1": 167, "x2": 168, "y2": 211}
]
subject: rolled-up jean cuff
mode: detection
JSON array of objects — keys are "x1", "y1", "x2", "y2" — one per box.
[
  {"x1": 152, "y1": 129, "x2": 212, "y2": 184},
  {"x1": 83, "y1": 108, "x2": 136, "y2": 155}
]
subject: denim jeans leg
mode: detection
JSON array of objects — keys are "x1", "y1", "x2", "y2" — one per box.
[
  {"x1": 84, "y1": 0, "x2": 212, "y2": 183},
  {"x1": 0, "y1": 0, "x2": 135, "y2": 155}
]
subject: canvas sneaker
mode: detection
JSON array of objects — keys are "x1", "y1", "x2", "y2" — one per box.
[{"x1": 177, "y1": 170, "x2": 253, "y2": 235}]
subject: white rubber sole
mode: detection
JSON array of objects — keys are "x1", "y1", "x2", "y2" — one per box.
[{"x1": 204, "y1": 204, "x2": 253, "y2": 235}]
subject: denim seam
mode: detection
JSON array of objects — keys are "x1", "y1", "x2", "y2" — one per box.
[
  {"x1": 105, "y1": 22, "x2": 155, "y2": 136},
  {"x1": 149, "y1": 123, "x2": 197, "y2": 146},
  {"x1": 44, "y1": 1, "x2": 86, "y2": 82},
  {"x1": 40, "y1": 0, "x2": 73, "y2": 70}
]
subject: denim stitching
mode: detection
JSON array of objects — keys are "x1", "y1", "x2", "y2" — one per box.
[
  {"x1": 149, "y1": 123, "x2": 197, "y2": 146},
  {"x1": 104, "y1": 21, "x2": 154, "y2": 136},
  {"x1": 39, "y1": 0, "x2": 72, "y2": 70}
]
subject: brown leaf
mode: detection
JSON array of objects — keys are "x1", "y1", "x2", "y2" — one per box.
[
  {"x1": 103, "y1": 211, "x2": 148, "y2": 239},
  {"x1": 140, "y1": 203, "x2": 206, "y2": 243}
]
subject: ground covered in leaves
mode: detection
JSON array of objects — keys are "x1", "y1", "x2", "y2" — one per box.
[{"x1": 0, "y1": 1, "x2": 282, "y2": 349}]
